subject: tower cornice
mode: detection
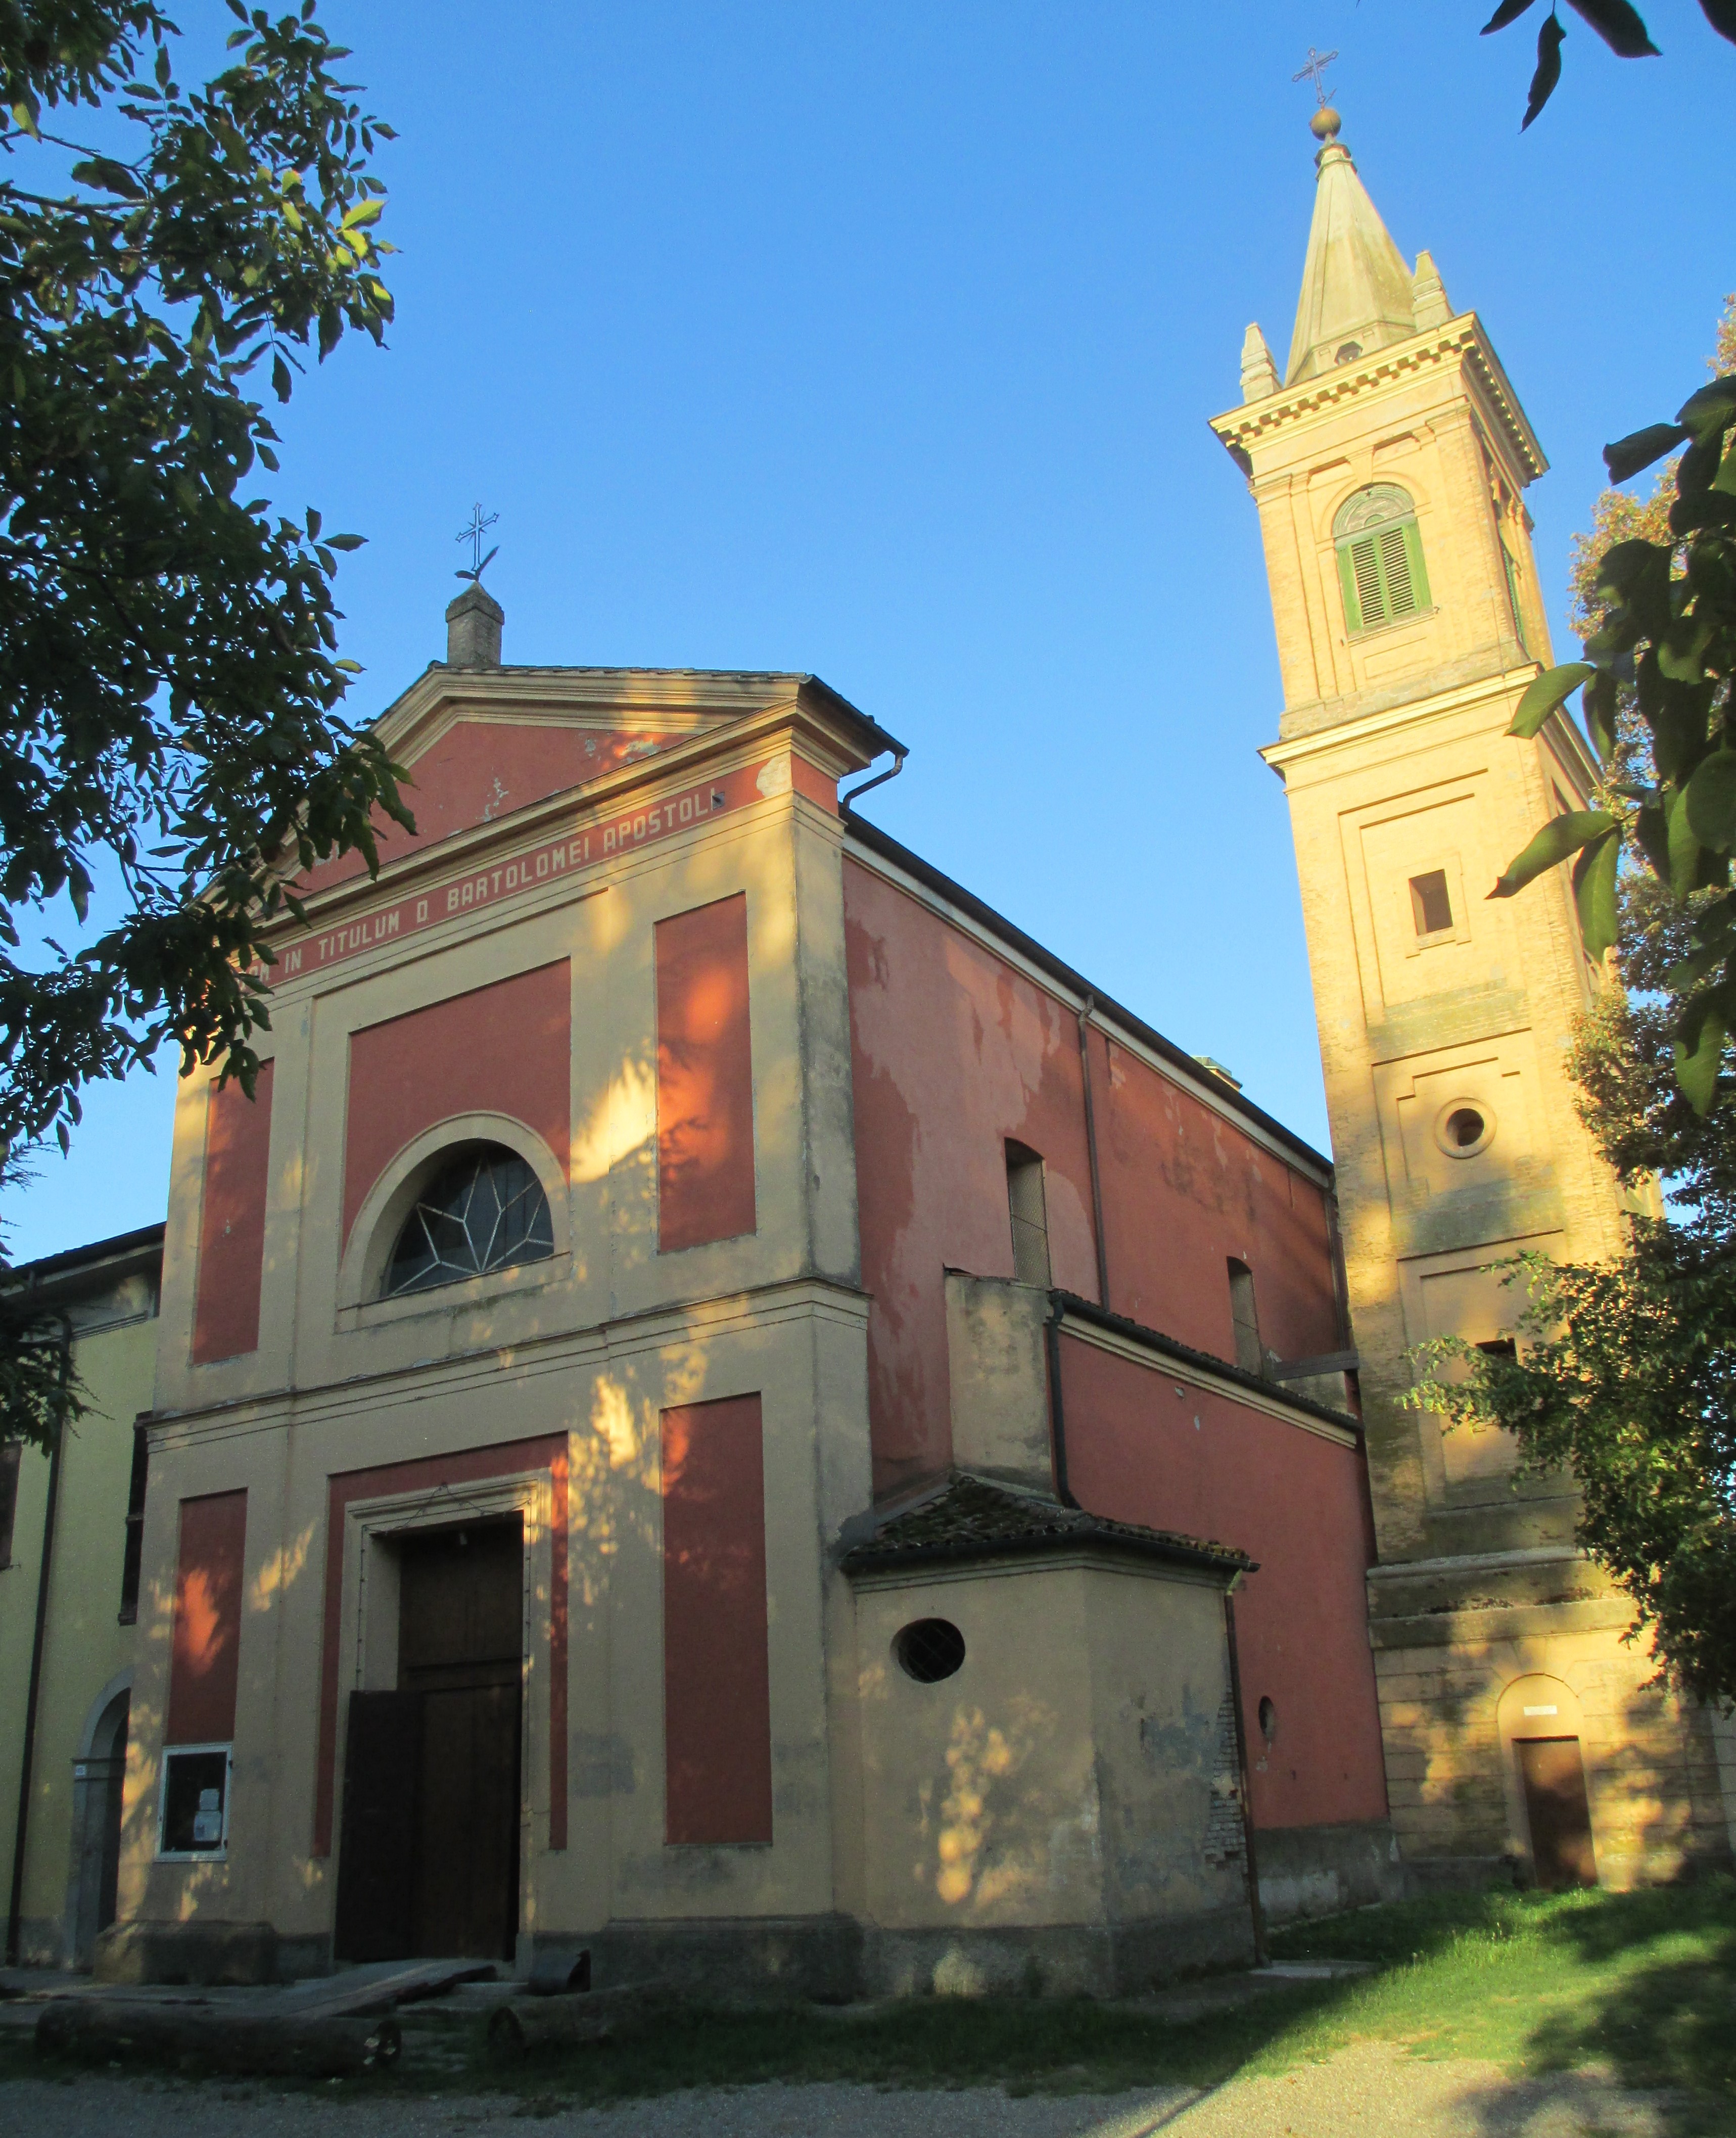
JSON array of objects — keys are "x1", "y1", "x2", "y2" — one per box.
[
  {"x1": 1210, "y1": 313, "x2": 1546, "y2": 485},
  {"x1": 1259, "y1": 663, "x2": 1599, "y2": 796}
]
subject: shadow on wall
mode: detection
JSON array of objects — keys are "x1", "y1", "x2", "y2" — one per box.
[{"x1": 114, "y1": 1024, "x2": 770, "y2": 1975}]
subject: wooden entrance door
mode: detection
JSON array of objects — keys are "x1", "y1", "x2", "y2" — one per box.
[
  {"x1": 334, "y1": 1516, "x2": 524, "y2": 1962},
  {"x1": 1517, "y1": 1736, "x2": 1598, "y2": 1890},
  {"x1": 399, "y1": 1517, "x2": 524, "y2": 1959}
]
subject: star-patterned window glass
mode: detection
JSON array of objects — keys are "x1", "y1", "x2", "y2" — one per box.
[{"x1": 383, "y1": 1144, "x2": 554, "y2": 1298}]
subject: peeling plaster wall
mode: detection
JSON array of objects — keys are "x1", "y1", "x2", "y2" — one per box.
[
  {"x1": 842, "y1": 856, "x2": 1342, "y2": 1500},
  {"x1": 853, "y1": 1556, "x2": 1246, "y2": 1953},
  {"x1": 1058, "y1": 1331, "x2": 1387, "y2": 1833}
]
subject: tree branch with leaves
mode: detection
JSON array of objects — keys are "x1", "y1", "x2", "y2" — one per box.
[
  {"x1": 0, "y1": 2, "x2": 413, "y2": 1450},
  {"x1": 1481, "y1": 0, "x2": 1735, "y2": 129}
]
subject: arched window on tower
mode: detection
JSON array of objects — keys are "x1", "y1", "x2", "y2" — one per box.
[{"x1": 1334, "y1": 484, "x2": 1431, "y2": 636}]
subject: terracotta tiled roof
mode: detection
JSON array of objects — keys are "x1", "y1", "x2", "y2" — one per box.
[{"x1": 839, "y1": 1473, "x2": 1254, "y2": 1579}]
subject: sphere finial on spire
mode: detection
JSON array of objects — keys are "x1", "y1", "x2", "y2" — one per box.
[{"x1": 1310, "y1": 105, "x2": 1341, "y2": 142}]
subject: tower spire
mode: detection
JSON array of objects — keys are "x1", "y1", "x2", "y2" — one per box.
[{"x1": 1285, "y1": 109, "x2": 1417, "y2": 386}]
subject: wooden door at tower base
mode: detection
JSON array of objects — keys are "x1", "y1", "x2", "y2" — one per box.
[{"x1": 1517, "y1": 1736, "x2": 1598, "y2": 1890}]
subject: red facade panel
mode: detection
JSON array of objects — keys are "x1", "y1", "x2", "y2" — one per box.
[
  {"x1": 655, "y1": 895, "x2": 757, "y2": 1252},
  {"x1": 166, "y1": 1491, "x2": 248, "y2": 1746},
  {"x1": 842, "y1": 856, "x2": 1343, "y2": 1496},
  {"x1": 1057, "y1": 1332, "x2": 1387, "y2": 1831},
  {"x1": 661, "y1": 1395, "x2": 773, "y2": 1845},
  {"x1": 342, "y1": 961, "x2": 572, "y2": 1249},
  {"x1": 301, "y1": 719, "x2": 687, "y2": 895},
  {"x1": 1097, "y1": 1032, "x2": 1339, "y2": 1364},
  {"x1": 192, "y1": 1064, "x2": 275, "y2": 1365}
]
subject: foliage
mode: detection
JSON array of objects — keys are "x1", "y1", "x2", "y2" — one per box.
[
  {"x1": 1415, "y1": 1236, "x2": 1736, "y2": 1703},
  {"x1": 0, "y1": 3, "x2": 410, "y2": 1451},
  {"x1": 1415, "y1": 304, "x2": 1736, "y2": 1705},
  {"x1": 1491, "y1": 356, "x2": 1736, "y2": 1114},
  {"x1": 0, "y1": 0, "x2": 411, "y2": 1145},
  {"x1": 1481, "y1": 1, "x2": 1736, "y2": 130},
  {"x1": 0, "y1": 1154, "x2": 80, "y2": 1451}
]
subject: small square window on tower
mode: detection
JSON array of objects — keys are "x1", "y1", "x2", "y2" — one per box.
[
  {"x1": 1410, "y1": 869, "x2": 1454, "y2": 939},
  {"x1": 1005, "y1": 1141, "x2": 1051, "y2": 1288}
]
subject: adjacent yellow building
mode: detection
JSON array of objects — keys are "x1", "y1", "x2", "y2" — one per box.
[
  {"x1": 2, "y1": 1226, "x2": 161, "y2": 1966},
  {"x1": 1212, "y1": 104, "x2": 1736, "y2": 1889}
]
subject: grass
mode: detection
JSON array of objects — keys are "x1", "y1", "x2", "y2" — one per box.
[{"x1": 7, "y1": 1879, "x2": 1736, "y2": 2129}]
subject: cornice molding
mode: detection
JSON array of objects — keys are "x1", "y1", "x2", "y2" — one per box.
[{"x1": 1210, "y1": 314, "x2": 1546, "y2": 485}]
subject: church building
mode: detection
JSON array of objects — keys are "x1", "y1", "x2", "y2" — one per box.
[
  {"x1": 98, "y1": 563, "x2": 1392, "y2": 1993},
  {"x1": 10, "y1": 103, "x2": 1733, "y2": 1994}
]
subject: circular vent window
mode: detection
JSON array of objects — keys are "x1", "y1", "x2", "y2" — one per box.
[
  {"x1": 894, "y1": 1618, "x2": 966, "y2": 1684},
  {"x1": 1435, "y1": 1103, "x2": 1494, "y2": 1159}
]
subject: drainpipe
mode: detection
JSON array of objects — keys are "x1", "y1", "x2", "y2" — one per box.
[
  {"x1": 1076, "y1": 996, "x2": 1111, "y2": 1312},
  {"x1": 7, "y1": 1310, "x2": 72, "y2": 1966},
  {"x1": 1222, "y1": 1582, "x2": 1269, "y2": 1966},
  {"x1": 840, "y1": 748, "x2": 907, "y2": 817},
  {"x1": 1042, "y1": 1299, "x2": 1078, "y2": 1510}
]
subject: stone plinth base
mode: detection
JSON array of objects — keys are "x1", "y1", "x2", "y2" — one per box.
[
  {"x1": 1255, "y1": 1819, "x2": 1407, "y2": 1923},
  {"x1": 93, "y1": 1919, "x2": 278, "y2": 1985}
]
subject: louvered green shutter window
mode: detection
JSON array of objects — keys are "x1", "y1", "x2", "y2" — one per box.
[
  {"x1": 1337, "y1": 542, "x2": 1366, "y2": 632},
  {"x1": 1502, "y1": 542, "x2": 1527, "y2": 654},
  {"x1": 1333, "y1": 485, "x2": 1430, "y2": 638}
]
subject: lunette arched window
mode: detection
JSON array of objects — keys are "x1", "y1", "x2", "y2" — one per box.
[
  {"x1": 382, "y1": 1142, "x2": 554, "y2": 1298},
  {"x1": 1334, "y1": 484, "x2": 1431, "y2": 635}
]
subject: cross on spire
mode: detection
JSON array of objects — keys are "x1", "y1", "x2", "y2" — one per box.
[
  {"x1": 455, "y1": 503, "x2": 499, "y2": 585},
  {"x1": 1292, "y1": 45, "x2": 1338, "y2": 106}
]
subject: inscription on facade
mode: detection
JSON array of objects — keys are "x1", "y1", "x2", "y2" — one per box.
[{"x1": 271, "y1": 759, "x2": 774, "y2": 979}]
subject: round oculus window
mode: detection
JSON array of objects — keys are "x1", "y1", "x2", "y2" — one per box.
[
  {"x1": 1435, "y1": 1103, "x2": 1494, "y2": 1158},
  {"x1": 894, "y1": 1618, "x2": 966, "y2": 1685}
]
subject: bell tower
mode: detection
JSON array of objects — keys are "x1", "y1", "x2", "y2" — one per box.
[{"x1": 1211, "y1": 106, "x2": 1731, "y2": 1888}]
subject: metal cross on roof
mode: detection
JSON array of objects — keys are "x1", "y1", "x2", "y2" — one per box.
[
  {"x1": 1292, "y1": 45, "x2": 1338, "y2": 106},
  {"x1": 455, "y1": 503, "x2": 499, "y2": 585}
]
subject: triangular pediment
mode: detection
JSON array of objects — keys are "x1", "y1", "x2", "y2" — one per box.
[{"x1": 292, "y1": 662, "x2": 892, "y2": 899}]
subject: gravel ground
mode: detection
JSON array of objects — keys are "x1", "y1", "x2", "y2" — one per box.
[{"x1": 0, "y1": 2044, "x2": 1682, "y2": 2137}]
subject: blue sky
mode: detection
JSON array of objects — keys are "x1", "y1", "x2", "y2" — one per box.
[{"x1": 8, "y1": 0, "x2": 1732, "y2": 1262}]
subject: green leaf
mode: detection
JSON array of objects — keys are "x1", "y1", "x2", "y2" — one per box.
[
  {"x1": 1604, "y1": 424, "x2": 1690, "y2": 485},
  {"x1": 1508, "y1": 662, "x2": 1594, "y2": 737},
  {"x1": 1572, "y1": 828, "x2": 1621, "y2": 958},
  {"x1": 1634, "y1": 799, "x2": 1670, "y2": 879},
  {"x1": 1665, "y1": 941, "x2": 1727, "y2": 995},
  {"x1": 1685, "y1": 752, "x2": 1736, "y2": 853},
  {"x1": 1659, "y1": 617, "x2": 1716, "y2": 685},
  {"x1": 1564, "y1": 1, "x2": 1660, "y2": 57},
  {"x1": 1482, "y1": 0, "x2": 1538, "y2": 26},
  {"x1": 1668, "y1": 785, "x2": 1704, "y2": 897},
  {"x1": 1673, "y1": 994, "x2": 1728, "y2": 1114},
  {"x1": 271, "y1": 353, "x2": 291, "y2": 403},
  {"x1": 1522, "y1": 11, "x2": 1566, "y2": 127},
  {"x1": 1677, "y1": 375, "x2": 1736, "y2": 441},
  {"x1": 1490, "y1": 809, "x2": 1617, "y2": 898},
  {"x1": 1583, "y1": 670, "x2": 1617, "y2": 764}
]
